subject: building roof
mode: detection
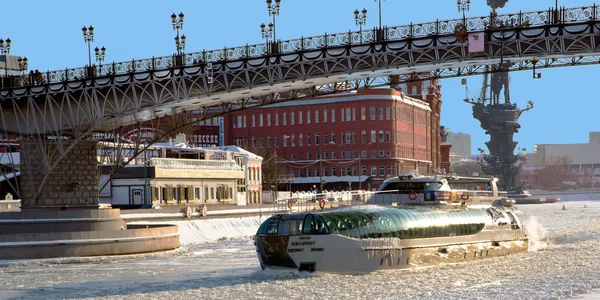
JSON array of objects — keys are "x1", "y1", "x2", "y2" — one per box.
[{"x1": 256, "y1": 89, "x2": 431, "y2": 112}]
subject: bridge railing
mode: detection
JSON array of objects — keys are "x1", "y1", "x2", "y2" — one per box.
[{"x1": 3, "y1": 5, "x2": 599, "y2": 88}]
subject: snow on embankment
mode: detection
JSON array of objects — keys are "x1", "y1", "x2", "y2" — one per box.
[{"x1": 170, "y1": 216, "x2": 263, "y2": 245}]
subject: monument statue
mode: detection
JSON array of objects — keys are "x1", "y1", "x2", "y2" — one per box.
[{"x1": 462, "y1": 0, "x2": 535, "y2": 191}]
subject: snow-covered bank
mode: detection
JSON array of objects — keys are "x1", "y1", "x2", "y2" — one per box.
[{"x1": 162, "y1": 216, "x2": 263, "y2": 245}]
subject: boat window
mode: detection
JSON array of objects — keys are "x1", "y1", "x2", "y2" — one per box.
[
  {"x1": 289, "y1": 220, "x2": 303, "y2": 236},
  {"x1": 345, "y1": 213, "x2": 367, "y2": 238},
  {"x1": 338, "y1": 213, "x2": 361, "y2": 238},
  {"x1": 326, "y1": 214, "x2": 349, "y2": 237},
  {"x1": 313, "y1": 215, "x2": 330, "y2": 234},
  {"x1": 321, "y1": 215, "x2": 339, "y2": 234},
  {"x1": 266, "y1": 217, "x2": 280, "y2": 236},
  {"x1": 302, "y1": 215, "x2": 315, "y2": 234},
  {"x1": 256, "y1": 217, "x2": 271, "y2": 235}
]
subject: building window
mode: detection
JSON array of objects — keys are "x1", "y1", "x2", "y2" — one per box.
[
  {"x1": 341, "y1": 151, "x2": 345, "y2": 159},
  {"x1": 315, "y1": 110, "x2": 319, "y2": 123},
  {"x1": 352, "y1": 132, "x2": 356, "y2": 144},
  {"x1": 308, "y1": 153, "x2": 312, "y2": 160},
  {"x1": 362, "y1": 166, "x2": 367, "y2": 175},
  {"x1": 411, "y1": 85, "x2": 418, "y2": 94},
  {"x1": 387, "y1": 166, "x2": 392, "y2": 175},
  {"x1": 268, "y1": 136, "x2": 272, "y2": 148},
  {"x1": 385, "y1": 107, "x2": 391, "y2": 120},
  {"x1": 361, "y1": 107, "x2": 366, "y2": 120},
  {"x1": 378, "y1": 107, "x2": 384, "y2": 120},
  {"x1": 386, "y1": 131, "x2": 391, "y2": 143},
  {"x1": 352, "y1": 168, "x2": 357, "y2": 176},
  {"x1": 283, "y1": 136, "x2": 287, "y2": 147},
  {"x1": 379, "y1": 167, "x2": 385, "y2": 176},
  {"x1": 379, "y1": 130, "x2": 384, "y2": 143},
  {"x1": 332, "y1": 168, "x2": 337, "y2": 176},
  {"x1": 316, "y1": 168, "x2": 320, "y2": 177},
  {"x1": 252, "y1": 136, "x2": 256, "y2": 146},
  {"x1": 324, "y1": 152, "x2": 329, "y2": 159},
  {"x1": 315, "y1": 133, "x2": 320, "y2": 145},
  {"x1": 299, "y1": 134, "x2": 303, "y2": 146},
  {"x1": 299, "y1": 111, "x2": 303, "y2": 124},
  {"x1": 307, "y1": 168, "x2": 312, "y2": 177},
  {"x1": 275, "y1": 136, "x2": 280, "y2": 148},
  {"x1": 386, "y1": 150, "x2": 391, "y2": 158},
  {"x1": 252, "y1": 115, "x2": 256, "y2": 127},
  {"x1": 243, "y1": 115, "x2": 247, "y2": 128},
  {"x1": 370, "y1": 106, "x2": 376, "y2": 120},
  {"x1": 324, "y1": 109, "x2": 328, "y2": 123},
  {"x1": 361, "y1": 150, "x2": 366, "y2": 158},
  {"x1": 291, "y1": 153, "x2": 296, "y2": 161},
  {"x1": 371, "y1": 166, "x2": 377, "y2": 176},
  {"x1": 260, "y1": 137, "x2": 264, "y2": 148},
  {"x1": 307, "y1": 111, "x2": 311, "y2": 124},
  {"x1": 371, "y1": 150, "x2": 377, "y2": 158},
  {"x1": 267, "y1": 114, "x2": 271, "y2": 126},
  {"x1": 331, "y1": 109, "x2": 335, "y2": 123},
  {"x1": 371, "y1": 130, "x2": 376, "y2": 143},
  {"x1": 259, "y1": 114, "x2": 264, "y2": 127},
  {"x1": 352, "y1": 151, "x2": 357, "y2": 158},
  {"x1": 352, "y1": 108, "x2": 356, "y2": 121},
  {"x1": 237, "y1": 116, "x2": 243, "y2": 128},
  {"x1": 332, "y1": 132, "x2": 336, "y2": 144},
  {"x1": 291, "y1": 134, "x2": 295, "y2": 147},
  {"x1": 283, "y1": 112, "x2": 287, "y2": 125},
  {"x1": 340, "y1": 108, "x2": 345, "y2": 122},
  {"x1": 332, "y1": 152, "x2": 337, "y2": 159},
  {"x1": 291, "y1": 112, "x2": 295, "y2": 125},
  {"x1": 346, "y1": 108, "x2": 351, "y2": 121},
  {"x1": 316, "y1": 152, "x2": 321, "y2": 160},
  {"x1": 307, "y1": 134, "x2": 312, "y2": 146},
  {"x1": 346, "y1": 150, "x2": 351, "y2": 158},
  {"x1": 379, "y1": 150, "x2": 384, "y2": 158},
  {"x1": 346, "y1": 132, "x2": 351, "y2": 144},
  {"x1": 324, "y1": 134, "x2": 329, "y2": 144},
  {"x1": 361, "y1": 130, "x2": 366, "y2": 143},
  {"x1": 275, "y1": 113, "x2": 279, "y2": 126},
  {"x1": 346, "y1": 168, "x2": 351, "y2": 176},
  {"x1": 324, "y1": 168, "x2": 329, "y2": 176}
]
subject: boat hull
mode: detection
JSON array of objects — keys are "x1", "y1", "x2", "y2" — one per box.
[{"x1": 256, "y1": 231, "x2": 528, "y2": 274}]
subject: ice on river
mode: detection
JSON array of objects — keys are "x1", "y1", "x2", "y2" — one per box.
[{"x1": 2, "y1": 202, "x2": 600, "y2": 299}]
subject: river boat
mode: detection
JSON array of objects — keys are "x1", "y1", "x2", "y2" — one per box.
[{"x1": 254, "y1": 172, "x2": 528, "y2": 274}]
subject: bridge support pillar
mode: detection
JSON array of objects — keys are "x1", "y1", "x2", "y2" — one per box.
[{"x1": 20, "y1": 140, "x2": 99, "y2": 209}]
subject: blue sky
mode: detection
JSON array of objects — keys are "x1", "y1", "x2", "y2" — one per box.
[{"x1": 2, "y1": 0, "x2": 598, "y2": 154}]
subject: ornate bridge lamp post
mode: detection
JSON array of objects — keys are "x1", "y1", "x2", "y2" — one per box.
[
  {"x1": 266, "y1": 0, "x2": 281, "y2": 42},
  {"x1": 171, "y1": 12, "x2": 186, "y2": 64},
  {"x1": 17, "y1": 57, "x2": 27, "y2": 76},
  {"x1": 260, "y1": 22, "x2": 274, "y2": 43},
  {"x1": 82, "y1": 26, "x2": 95, "y2": 77},
  {"x1": 94, "y1": 46, "x2": 106, "y2": 75},
  {"x1": 0, "y1": 37, "x2": 12, "y2": 78},
  {"x1": 354, "y1": 8, "x2": 367, "y2": 43},
  {"x1": 374, "y1": 0, "x2": 384, "y2": 29},
  {"x1": 457, "y1": 0, "x2": 470, "y2": 21}
]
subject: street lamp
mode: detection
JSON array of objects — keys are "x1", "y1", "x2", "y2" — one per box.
[
  {"x1": 260, "y1": 22, "x2": 274, "y2": 42},
  {"x1": 17, "y1": 57, "x2": 27, "y2": 76},
  {"x1": 354, "y1": 8, "x2": 368, "y2": 42},
  {"x1": 94, "y1": 46, "x2": 106, "y2": 75},
  {"x1": 0, "y1": 38, "x2": 12, "y2": 78},
  {"x1": 81, "y1": 26, "x2": 94, "y2": 68},
  {"x1": 171, "y1": 12, "x2": 186, "y2": 57},
  {"x1": 457, "y1": 0, "x2": 471, "y2": 20},
  {"x1": 374, "y1": 0, "x2": 384, "y2": 29},
  {"x1": 266, "y1": 0, "x2": 281, "y2": 42}
]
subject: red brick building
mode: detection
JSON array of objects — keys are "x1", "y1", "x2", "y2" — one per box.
[{"x1": 225, "y1": 80, "x2": 443, "y2": 191}]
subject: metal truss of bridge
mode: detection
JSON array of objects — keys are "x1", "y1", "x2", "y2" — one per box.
[{"x1": 1, "y1": 5, "x2": 600, "y2": 204}]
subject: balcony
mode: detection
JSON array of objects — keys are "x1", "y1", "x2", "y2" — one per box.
[{"x1": 150, "y1": 158, "x2": 242, "y2": 171}]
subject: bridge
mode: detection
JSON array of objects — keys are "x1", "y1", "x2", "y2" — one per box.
[{"x1": 1, "y1": 5, "x2": 600, "y2": 207}]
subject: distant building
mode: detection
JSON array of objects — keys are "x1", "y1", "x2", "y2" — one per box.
[
  {"x1": 523, "y1": 132, "x2": 600, "y2": 188},
  {"x1": 446, "y1": 130, "x2": 472, "y2": 158}
]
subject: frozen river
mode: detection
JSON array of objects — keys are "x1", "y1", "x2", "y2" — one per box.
[{"x1": 2, "y1": 201, "x2": 600, "y2": 299}]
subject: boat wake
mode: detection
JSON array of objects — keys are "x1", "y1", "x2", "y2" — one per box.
[{"x1": 525, "y1": 216, "x2": 550, "y2": 251}]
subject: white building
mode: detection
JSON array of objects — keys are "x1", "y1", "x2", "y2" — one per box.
[
  {"x1": 99, "y1": 137, "x2": 263, "y2": 206},
  {"x1": 446, "y1": 130, "x2": 472, "y2": 159}
]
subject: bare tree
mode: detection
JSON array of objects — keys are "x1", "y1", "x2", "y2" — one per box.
[{"x1": 534, "y1": 155, "x2": 573, "y2": 190}]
